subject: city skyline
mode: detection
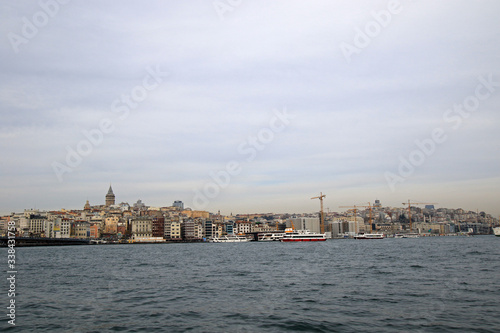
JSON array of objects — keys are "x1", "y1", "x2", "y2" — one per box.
[
  {"x1": 1, "y1": 1, "x2": 500, "y2": 217},
  {"x1": 5, "y1": 183, "x2": 499, "y2": 220}
]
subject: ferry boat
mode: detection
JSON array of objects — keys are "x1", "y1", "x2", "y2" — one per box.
[
  {"x1": 354, "y1": 233, "x2": 385, "y2": 239},
  {"x1": 208, "y1": 235, "x2": 251, "y2": 243},
  {"x1": 258, "y1": 233, "x2": 284, "y2": 241},
  {"x1": 493, "y1": 227, "x2": 500, "y2": 237},
  {"x1": 280, "y1": 228, "x2": 326, "y2": 242},
  {"x1": 394, "y1": 233, "x2": 420, "y2": 239}
]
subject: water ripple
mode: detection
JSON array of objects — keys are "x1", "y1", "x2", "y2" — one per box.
[{"x1": 5, "y1": 236, "x2": 500, "y2": 332}]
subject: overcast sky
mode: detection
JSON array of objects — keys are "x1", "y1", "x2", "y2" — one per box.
[{"x1": 1, "y1": 0, "x2": 499, "y2": 217}]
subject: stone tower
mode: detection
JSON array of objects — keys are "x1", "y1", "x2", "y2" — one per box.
[{"x1": 105, "y1": 185, "x2": 115, "y2": 206}]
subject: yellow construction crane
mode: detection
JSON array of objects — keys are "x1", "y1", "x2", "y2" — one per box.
[
  {"x1": 339, "y1": 203, "x2": 374, "y2": 233},
  {"x1": 311, "y1": 192, "x2": 326, "y2": 234},
  {"x1": 403, "y1": 200, "x2": 438, "y2": 232}
]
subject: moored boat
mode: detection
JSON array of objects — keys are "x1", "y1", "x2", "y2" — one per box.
[
  {"x1": 259, "y1": 233, "x2": 284, "y2": 241},
  {"x1": 394, "y1": 233, "x2": 420, "y2": 238},
  {"x1": 208, "y1": 235, "x2": 251, "y2": 243},
  {"x1": 354, "y1": 233, "x2": 385, "y2": 239},
  {"x1": 280, "y1": 228, "x2": 326, "y2": 242},
  {"x1": 493, "y1": 227, "x2": 500, "y2": 237}
]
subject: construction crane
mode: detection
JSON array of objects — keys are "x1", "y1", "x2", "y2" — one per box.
[
  {"x1": 311, "y1": 192, "x2": 326, "y2": 234},
  {"x1": 339, "y1": 203, "x2": 374, "y2": 233},
  {"x1": 403, "y1": 200, "x2": 438, "y2": 232}
]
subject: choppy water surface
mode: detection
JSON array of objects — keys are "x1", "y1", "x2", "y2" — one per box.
[{"x1": 2, "y1": 236, "x2": 500, "y2": 332}]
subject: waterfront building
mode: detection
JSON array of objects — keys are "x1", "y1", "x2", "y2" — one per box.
[
  {"x1": 104, "y1": 216, "x2": 119, "y2": 234},
  {"x1": 29, "y1": 215, "x2": 48, "y2": 237},
  {"x1": 225, "y1": 223, "x2": 234, "y2": 234},
  {"x1": 60, "y1": 218, "x2": 71, "y2": 238},
  {"x1": 19, "y1": 216, "x2": 30, "y2": 234},
  {"x1": 164, "y1": 218, "x2": 172, "y2": 239},
  {"x1": 117, "y1": 222, "x2": 128, "y2": 237},
  {"x1": 214, "y1": 222, "x2": 225, "y2": 236},
  {"x1": 44, "y1": 220, "x2": 56, "y2": 238},
  {"x1": 89, "y1": 216, "x2": 103, "y2": 232},
  {"x1": 89, "y1": 223, "x2": 100, "y2": 239},
  {"x1": 204, "y1": 220, "x2": 214, "y2": 239},
  {"x1": 235, "y1": 221, "x2": 251, "y2": 234},
  {"x1": 181, "y1": 219, "x2": 195, "y2": 239},
  {"x1": 164, "y1": 218, "x2": 181, "y2": 240},
  {"x1": 152, "y1": 217, "x2": 165, "y2": 238},
  {"x1": 252, "y1": 222, "x2": 273, "y2": 232},
  {"x1": 171, "y1": 221, "x2": 181, "y2": 239},
  {"x1": 288, "y1": 217, "x2": 320, "y2": 233},
  {"x1": 131, "y1": 217, "x2": 153, "y2": 239},
  {"x1": 329, "y1": 221, "x2": 343, "y2": 238},
  {"x1": 72, "y1": 221, "x2": 90, "y2": 238},
  {"x1": 194, "y1": 222, "x2": 204, "y2": 239},
  {"x1": 105, "y1": 185, "x2": 115, "y2": 206}
]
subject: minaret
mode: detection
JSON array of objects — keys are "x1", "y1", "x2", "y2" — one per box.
[{"x1": 105, "y1": 185, "x2": 115, "y2": 206}]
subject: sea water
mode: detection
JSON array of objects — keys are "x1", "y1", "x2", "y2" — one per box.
[{"x1": 2, "y1": 236, "x2": 500, "y2": 332}]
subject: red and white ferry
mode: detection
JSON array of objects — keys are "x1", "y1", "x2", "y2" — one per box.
[{"x1": 280, "y1": 228, "x2": 326, "y2": 242}]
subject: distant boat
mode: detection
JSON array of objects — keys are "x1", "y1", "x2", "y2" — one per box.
[
  {"x1": 208, "y1": 235, "x2": 251, "y2": 243},
  {"x1": 259, "y1": 233, "x2": 284, "y2": 241},
  {"x1": 394, "y1": 233, "x2": 420, "y2": 238},
  {"x1": 280, "y1": 228, "x2": 326, "y2": 242},
  {"x1": 354, "y1": 233, "x2": 385, "y2": 240},
  {"x1": 493, "y1": 227, "x2": 500, "y2": 237}
]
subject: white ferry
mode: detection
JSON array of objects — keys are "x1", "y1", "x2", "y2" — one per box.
[
  {"x1": 258, "y1": 233, "x2": 284, "y2": 241},
  {"x1": 493, "y1": 227, "x2": 500, "y2": 237},
  {"x1": 280, "y1": 228, "x2": 326, "y2": 242},
  {"x1": 208, "y1": 235, "x2": 251, "y2": 243},
  {"x1": 394, "y1": 233, "x2": 420, "y2": 239},
  {"x1": 354, "y1": 233, "x2": 385, "y2": 239}
]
